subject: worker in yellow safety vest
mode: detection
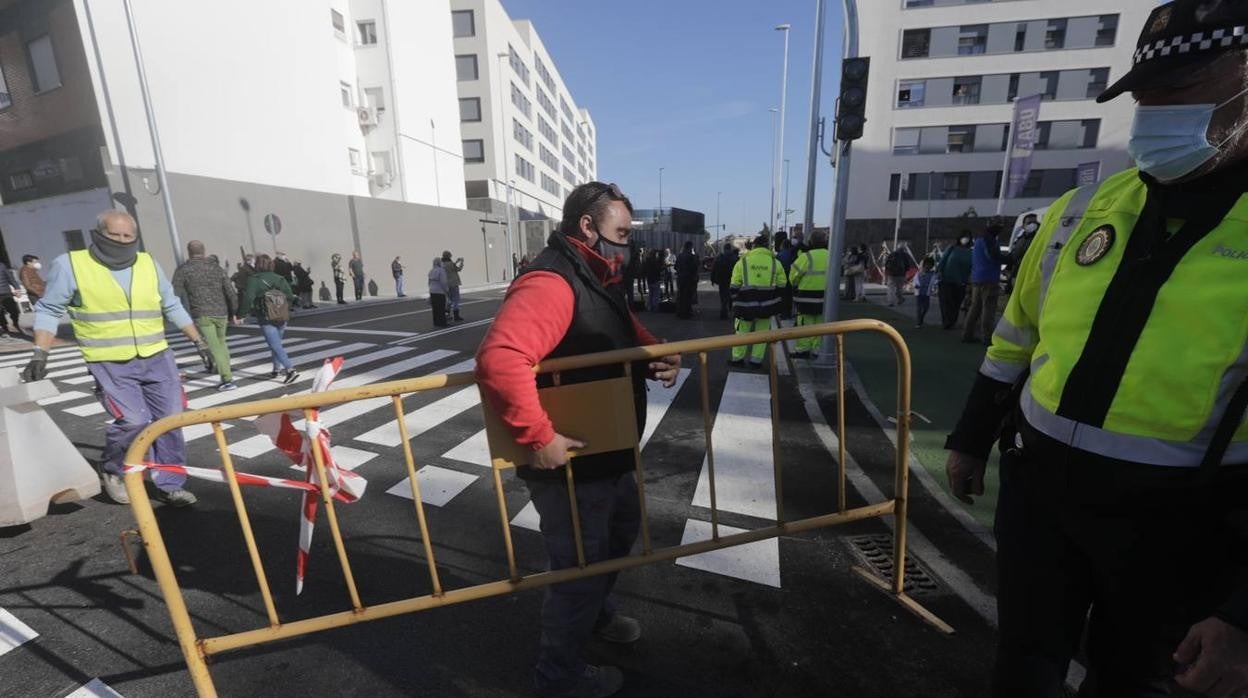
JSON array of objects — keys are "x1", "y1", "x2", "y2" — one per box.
[
  {"x1": 787, "y1": 230, "x2": 828, "y2": 359},
  {"x1": 945, "y1": 1, "x2": 1248, "y2": 693},
  {"x1": 20, "y1": 210, "x2": 209, "y2": 508},
  {"x1": 729, "y1": 232, "x2": 787, "y2": 367}
]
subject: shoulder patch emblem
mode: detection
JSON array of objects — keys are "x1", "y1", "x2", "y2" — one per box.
[{"x1": 1076, "y1": 225, "x2": 1115, "y2": 266}]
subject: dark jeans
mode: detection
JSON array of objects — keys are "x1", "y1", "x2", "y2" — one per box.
[
  {"x1": 915, "y1": 295, "x2": 930, "y2": 326},
  {"x1": 334, "y1": 279, "x2": 345, "y2": 303},
  {"x1": 353, "y1": 276, "x2": 364, "y2": 301},
  {"x1": 962, "y1": 282, "x2": 999, "y2": 343},
  {"x1": 0, "y1": 295, "x2": 19, "y2": 330},
  {"x1": 429, "y1": 293, "x2": 447, "y2": 327},
  {"x1": 718, "y1": 284, "x2": 733, "y2": 319},
  {"x1": 676, "y1": 277, "x2": 695, "y2": 318},
  {"x1": 993, "y1": 433, "x2": 1248, "y2": 698},
  {"x1": 647, "y1": 280, "x2": 661, "y2": 311},
  {"x1": 938, "y1": 282, "x2": 966, "y2": 329},
  {"x1": 526, "y1": 473, "x2": 641, "y2": 695}
]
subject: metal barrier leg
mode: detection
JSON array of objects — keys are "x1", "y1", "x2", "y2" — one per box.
[
  {"x1": 698, "y1": 352, "x2": 720, "y2": 541},
  {"x1": 767, "y1": 343, "x2": 785, "y2": 525},
  {"x1": 213, "y1": 424, "x2": 280, "y2": 627},
  {"x1": 564, "y1": 463, "x2": 587, "y2": 568},
  {"x1": 836, "y1": 335, "x2": 847, "y2": 515},
  {"x1": 304, "y1": 408, "x2": 363, "y2": 611},
  {"x1": 391, "y1": 396, "x2": 443, "y2": 596},
  {"x1": 492, "y1": 466, "x2": 521, "y2": 581},
  {"x1": 623, "y1": 362, "x2": 652, "y2": 554}
]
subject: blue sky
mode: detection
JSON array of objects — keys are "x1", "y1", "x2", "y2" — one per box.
[{"x1": 501, "y1": 0, "x2": 844, "y2": 236}]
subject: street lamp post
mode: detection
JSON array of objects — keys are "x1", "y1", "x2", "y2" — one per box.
[
  {"x1": 783, "y1": 158, "x2": 791, "y2": 235},
  {"x1": 774, "y1": 23, "x2": 791, "y2": 238},
  {"x1": 716, "y1": 191, "x2": 722, "y2": 243},
  {"x1": 768, "y1": 107, "x2": 779, "y2": 232},
  {"x1": 800, "y1": 0, "x2": 828, "y2": 251},
  {"x1": 495, "y1": 52, "x2": 516, "y2": 279}
]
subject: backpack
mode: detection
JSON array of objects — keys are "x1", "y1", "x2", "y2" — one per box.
[{"x1": 259, "y1": 278, "x2": 290, "y2": 323}]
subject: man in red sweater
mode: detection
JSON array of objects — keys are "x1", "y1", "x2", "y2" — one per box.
[{"x1": 476, "y1": 182, "x2": 680, "y2": 698}]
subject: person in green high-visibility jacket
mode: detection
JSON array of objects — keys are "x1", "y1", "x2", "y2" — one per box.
[
  {"x1": 729, "y1": 232, "x2": 787, "y2": 367},
  {"x1": 787, "y1": 230, "x2": 828, "y2": 359},
  {"x1": 945, "y1": 2, "x2": 1248, "y2": 694}
]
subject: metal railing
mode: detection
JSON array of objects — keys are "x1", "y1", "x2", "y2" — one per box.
[{"x1": 121, "y1": 319, "x2": 951, "y2": 696}]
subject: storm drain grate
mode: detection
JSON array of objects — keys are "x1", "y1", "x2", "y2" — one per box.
[{"x1": 847, "y1": 534, "x2": 942, "y2": 597}]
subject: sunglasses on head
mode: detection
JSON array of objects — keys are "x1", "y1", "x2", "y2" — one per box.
[{"x1": 584, "y1": 182, "x2": 626, "y2": 208}]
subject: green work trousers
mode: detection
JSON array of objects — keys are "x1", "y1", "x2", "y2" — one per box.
[
  {"x1": 795, "y1": 313, "x2": 822, "y2": 353},
  {"x1": 732, "y1": 318, "x2": 770, "y2": 364},
  {"x1": 195, "y1": 316, "x2": 232, "y2": 381}
]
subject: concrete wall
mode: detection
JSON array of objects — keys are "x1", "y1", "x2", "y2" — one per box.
[{"x1": 0, "y1": 187, "x2": 111, "y2": 267}]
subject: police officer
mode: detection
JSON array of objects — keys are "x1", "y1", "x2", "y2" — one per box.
[
  {"x1": 788, "y1": 229, "x2": 829, "y2": 359},
  {"x1": 945, "y1": 2, "x2": 1248, "y2": 695},
  {"x1": 22, "y1": 210, "x2": 207, "y2": 507},
  {"x1": 729, "y1": 232, "x2": 787, "y2": 367}
]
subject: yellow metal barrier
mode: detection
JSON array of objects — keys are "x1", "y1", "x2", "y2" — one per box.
[{"x1": 121, "y1": 320, "x2": 951, "y2": 696}]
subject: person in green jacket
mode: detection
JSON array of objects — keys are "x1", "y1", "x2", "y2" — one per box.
[
  {"x1": 935, "y1": 232, "x2": 972, "y2": 330},
  {"x1": 241, "y1": 254, "x2": 299, "y2": 384}
]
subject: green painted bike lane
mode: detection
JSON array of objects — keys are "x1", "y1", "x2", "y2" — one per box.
[{"x1": 837, "y1": 298, "x2": 1001, "y2": 527}]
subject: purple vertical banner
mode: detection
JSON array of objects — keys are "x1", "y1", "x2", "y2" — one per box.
[
  {"x1": 1005, "y1": 94, "x2": 1043, "y2": 199},
  {"x1": 1076, "y1": 161, "x2": 1101, "y2": 187}
]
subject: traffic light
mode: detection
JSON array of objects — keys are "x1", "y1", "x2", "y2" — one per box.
[{"x1": 835, "y1": 57, "x2": 870, "y2": 142}]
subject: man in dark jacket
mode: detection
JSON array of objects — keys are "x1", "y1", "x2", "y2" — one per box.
[
  {"x1": 273, "y1": 252, "x2": 294, "y2": 285},
  {"x1": 936, "y1": 232, "x2": 973, "y2": 330},
  {"x1": 961, "y1": 223, "x2": 1007, "y2": 345},
  {"x1": 476, "y1": 182, "x2": 680, "y2": 698},
  {"x1": 711, "y1": 244, "x2": 738, "y2": 320},
  {"x1": 172, "y1": 240, "x2": 240, "y2": 391},
  {"x1": 674, "y1": 241, "x2": 699, "y2": 319}
]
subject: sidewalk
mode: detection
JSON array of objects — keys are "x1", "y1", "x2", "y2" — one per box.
[{"x1": 837, "y1": 284, "x2": 1003, "y2": 527}]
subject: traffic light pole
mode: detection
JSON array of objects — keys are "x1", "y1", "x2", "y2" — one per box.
[{"x1": 814, "y1": 0, "x2": 859, "y2": 367}]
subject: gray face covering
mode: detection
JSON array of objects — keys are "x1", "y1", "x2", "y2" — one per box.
[
  {"x1": 89, "y1": 228, "x2": 139, "y2": 270},
  {"x1": 595, "y1": 236, "x2": 631, "y2": 267}
]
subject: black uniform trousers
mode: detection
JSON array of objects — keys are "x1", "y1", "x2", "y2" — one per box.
[
  {"x1": 994, "y1": 421, "x2": 1248, "y2": 698},
  {"x1": 938, "y1": 281, "x2": 966, "y2": 329}
]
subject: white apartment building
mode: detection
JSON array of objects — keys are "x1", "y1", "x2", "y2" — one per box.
[
  {"x1": 450, "y1": 0, "x2": 599, "y2": 256},
  {"x1": 847, "y1": 0, "x2": 1153, "y2": 246}
]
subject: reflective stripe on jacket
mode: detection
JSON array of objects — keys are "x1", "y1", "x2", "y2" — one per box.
[
  {"x1": 730, "y1": 248, "x2": 788, "y2": 320},
  {"x1": 68, "y1": 250, "x2": 168, "y2": 362},
  {"x1": 789, "y1": 248, "x2": 828, "y2": 314}
]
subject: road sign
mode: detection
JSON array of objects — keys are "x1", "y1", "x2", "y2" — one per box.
[{"x1": 264, "y1": 213, "x2": 282, "y2": 235}]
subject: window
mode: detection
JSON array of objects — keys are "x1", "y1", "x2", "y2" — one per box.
[
  {"x1": 897, "y1": 80, "x2": 925, "y2": 108},
  {"x1": 1034, "y1": 121, "x2": 1052, "y2": 150},
  {"x1": 952, "y1": 76, "x2": 981, "y2": 105},
  {"x1": 60, "y1": 156, "x2": 83, "y2": 182},
  {"x1": 535, "y1": 56, "x2": 555, "y2": 92},
  {"x1": 1086, "y1": 68, "x2": 1110, "y2": 99},
  {"x1": 904, "y1": 0, "x2": 934, "y2": 6},
  {"x1": 508, "y1": 45, "x2": 531, "y2": 86},
  {"x1": 562, "y1": 143, "x2": 576, "y2": 163},
  {"x1": 455, "y1": 54, "x2": 478, "y2": 81},
  {"x1": 510, "y1": 82, "x2": 531, "y2": 118},
  {"x1": 462, "y1": 139, "x2": 484, "y2": 163},
  {"x1": 331, "y1": 9, "x2": 346, "y2": 37},
  {"x1": 1095, "y1": 14, "x2": 1118, "y2": 47},
  {"x1": 1021, "y1": 169, "x2": 1077, "y2": 198},
  {"x1": 541, "y1": 173, "x2": 560, "y2": 197},
  {"x1": 0, "y1": 60, "x2": 10, "y2": 109},
  {"x1": 536, "y1": 88, "x2": 556, "y2": 118},
  {"x1": 26, "y1": 35, "x2": 61, "y2": 92},
  {"x1": 8, "y1": 170, "x2": 34, "y2": 190},
  {"x1": 559, "y1": 96, "x2": 573, "y2": 122},
  {"x1": 561, "y1": 120, "x2": 575, "y2": 142},
  {"x1": 538, "y1": 116, "x2": 558, "y2": 145},
  {"x1": 562, "y1": 165, "x2": 576, "y2": 185},
  {"x1": 348, "y1": 148, "x2": 362, "y2": 174},
  {"x1": 1008, "y1": 73, "x2": 1020, "y2": 102},
  {"x1": 1040, "y1": 71, "x2": 1059, "y2": 100},
  {"x1": 942, "y1": 172, "x2": 969, "y2": 199},
  {"x1": 340, "y1": 81, "x2": 353, "y2": 108},
  {"x1": 63, "y1": 229, "x2": 85, "y2": 251},
  {"x1": 357, "y1": 20, "x2": 377, "y2": 45},
  {"x1": 1014, "y1": 23, "x2": 1027, "y2": 52},
  {"x1": 957, "y1": 25, "x2": 988, "y2": 55},
  {"x1": 364, "y1": 87, "x2": 386, "y2": 115},
  {"x1": 515, "y1": 155, "x2": 535, "y2": 182},
  {"x1": 540, "y1": 144, "x2": 559, "y2": 169},
  {"x1": 370, "y1": 151, "x2": 393, "y2": 177},
  {"x1": 901, "y1": 29, "x2": 931, "y2": 59},
  {"x1": 459, "y1": 97, "x2": 481, "y2": 122},
  {"x1": 513, "y1": 118, "x2": 533, "y2": 151},
  {"x1": 452, "y1": 10, "x2": 475, "y2": 38},
  {"x1": 947, "y1": 125, "x2": 976, "y2": 152},
  {"x1": 1044, "y1": 19, "x2": 1067, "y2": 49},
  {"x1": 1081, "y1": 119, "x2": 1101, "y2": 148}
]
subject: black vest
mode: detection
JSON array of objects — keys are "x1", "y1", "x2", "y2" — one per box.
[{"x1": 515, "y1": 233, "x2": 649, "y2": 482}]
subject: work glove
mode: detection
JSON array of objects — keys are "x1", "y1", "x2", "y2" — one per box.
[
  {"x1": 194, "y1": 338, "x2": 212, "y2": 371},
  {"x1": 21, "y1": 347, "x2": 48, "y2": 382}
]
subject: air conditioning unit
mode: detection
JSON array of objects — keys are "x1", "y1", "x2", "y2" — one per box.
[{"x1": 358, "y1": 107, "x2": 377, "y2": 127}]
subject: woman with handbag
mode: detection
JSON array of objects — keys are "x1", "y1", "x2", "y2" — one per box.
[
  {"x1": 427, "y1": 258, "x2": 449, "y2": 328},
  {"x1": 242, "y1": 254, "x2": 299, "y2": 383}
]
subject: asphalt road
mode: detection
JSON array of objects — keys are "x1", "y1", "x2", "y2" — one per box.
[{"x1": 0, "y1": 283, "x2": 999, "y2": 698}]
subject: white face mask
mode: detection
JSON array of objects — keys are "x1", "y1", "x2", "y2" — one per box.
[
  {"x1": 1024, "y1": 222, "x2": 1039, "y2": 233},
  {"x1": 959, "y1": 237, "x2": 971, "y2": 246},
  {"x1": 1128, "y1": 85, "x2": 1248, "y2": 182},
  {"x1": 31, "y1": 262, "x2": 41, "y2": 270}
]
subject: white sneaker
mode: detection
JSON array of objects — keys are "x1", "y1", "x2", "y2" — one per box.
[{"x1": 101, "y1": 472, "x2": 129, "y2": 505}]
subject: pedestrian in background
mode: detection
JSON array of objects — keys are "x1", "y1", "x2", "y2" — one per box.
[
  {"x1": 914, "y1": 256, "x2": 937, "y2": 329},
  {"x1": 231, "y1": 253, "x2": 254, "y2": 301},
  {"x1": 961, "y1": 223, "x2": 1007, "y2": 345},
  {"x1": 442, "y1": 250, "x2": 465, "y2": 322},
  {"x1": 883, "y1": 243, "x2": 916, "y2": 307},
  {"x1": 0, "y1": 260, "x2": 22, "y2": 335},
  {"x1": 730, "y1": 232, "x2": 787, "y2": 367},
  {"x1": 675, "y1": 241, "x2": 698, "y2": 319},
  {"x1": 427, "y1": 258, "x2": 448, "y2": 328},
  {"x1": 19, "y1": 255, "x2": 44, "y2": 306},
  {"x1": 293, "y1": 261, "x2": 315, "y2": 308},
  {"x1": 936, "y1": 233, "x2": 972, "y2": 330},
  {"x1": 711, "y1": 243, "x2": 738, "y2": 320},
  {"x1": 331, "y1": 253, "x2": 346, "y2": 305},
  {"x1": 349, "y1": 250, "x2": 365, "y2": 301},
  {"x1": 662, "y1": 248, "x2": 675, "y2": 300},
  {"x1": 776, "y1": 235, "x2": 797, "y2": 319},
  {"x1": 643, "y1": 248, "x2": 663, "y2": 312},
  {"x1": 171, "y1": 240, "x2": 240, "y2": 391},
  {"x1": 242, "y1": 254, "x2": 298, "y2": 384},
  {"x1": 841, "y1": 246, "x2": 865, "y2": 301},
  {"x1": 789, "y1": 231, "x2": 829, "y2": 359},
  {"x1": 274, "y1": 251, "x2": 294, "y2": 285},
  {"x1": 392, "y1": 256, "x2": 406, "y2": 297}
]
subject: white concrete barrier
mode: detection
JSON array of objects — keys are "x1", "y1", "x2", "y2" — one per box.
[{"x1": 0, "y1": 367, "x2": 100, "y2": 526}]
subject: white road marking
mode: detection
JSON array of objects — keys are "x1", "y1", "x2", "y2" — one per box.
[
  {"x1": 691, "y1": 372, "x2": 777, "y2": 521},
  {"x1": 510, "y1": 501, "x2": 541, "y2": 531},
  {"x1": 640, "y1": 370, "x2": 691, "y2": 449},
  {"x1": 289, "y1": 445, "x2": 378, "y2": 472},
  {"x1": 65, "y1": 678, "x2": 124, "y2": 697},
  {"x1": 675, "y1": 519, "x2": 781, "y2": 588},
  {"x1": 44, "y1": 337, "x2": 272, "y2": 380},
  {"x1": 355, "y1": 383, "x2": 479, "y2": 448},
  {"x1": 385, "y1": 465, "x2": 478, "y2": 507},
  {"x1": 441, "y1": 428, "x2": 491, "y2": 468},
  {"x1": 0, "y1": 608, "x2": 38, "y2": 656},
  {"x1": 36, "y1": 390, "x2": 91, "y2": 406}
]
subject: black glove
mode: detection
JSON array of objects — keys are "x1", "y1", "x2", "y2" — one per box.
[
  {"x1": 21, "y1": 347, "x2": 48, "y2": 382},
  {"x1": 194, "y1": 338, "x2": 212, "y2": 371}
]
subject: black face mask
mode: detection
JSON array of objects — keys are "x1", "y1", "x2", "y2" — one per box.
[
  {"x1": 595, "y1": 235, "x2": 631, "y2": 268},
  {"x1": 89, "y1": 228, "x2": 140, "y2": 270}
]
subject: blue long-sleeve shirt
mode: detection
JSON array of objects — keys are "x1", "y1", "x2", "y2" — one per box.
[
  {"x1": 970, "y1": 236, "x2": 1007, "y2": 284},
  {"x1": 33, "y1": 253, "x2": 193, "y2": 334}
]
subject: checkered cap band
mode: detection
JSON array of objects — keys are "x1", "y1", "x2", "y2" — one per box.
[{"x1": 1134, "y1": 25, "x2": 1248, "y2": 64}]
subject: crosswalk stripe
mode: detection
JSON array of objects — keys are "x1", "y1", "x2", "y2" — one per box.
[
  {"x1": 441, "y1": 428, "x2": 491, "y2": 468},
  {"x1": 46, "y1": 337, "x2": 277, "y2": 381},
  {"x1": 65, "y1": 678, "x2": 124, "y2": 698},
  {"x1": 226, "y1": 350, "x2": 459, "y2": 457},
  {"x1": 0, "y1": 334, "x2": 261, "y2": 370},
  {"x1": 385, "y1": 465, "x2": 478, "y2": 507},
  {"x1": 289, "y1": 445, "x2": 378, "y2": 472},
  {"x1": 355, "y1": 360, "x2": 479, "y2": 448},
  {"x1": 37, "y1": 390, "x2": 92, "y2": 406},
  {"x1": 510, "y1": 501, "x2": 541, "y2": 531},
  {"x1": 675, "y1": 519, "x2": 781, "y2": 588},
  {"x1": 0, "y1": 608, "x2": 38, "y2": 657},
  {"x1": 690, "y1": 372, "x2": 777, "y2": 520},
  {"x1": 179, "y1": 339, "x2": 338, "y2": 389},
  {"x1": 57, "y1": 337, "x2": 278, "y2": 386}
]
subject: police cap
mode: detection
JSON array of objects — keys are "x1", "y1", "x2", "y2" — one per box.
[{"x1": 1098, "y1": 0, "x2": 1248, "y2": 103}]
